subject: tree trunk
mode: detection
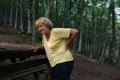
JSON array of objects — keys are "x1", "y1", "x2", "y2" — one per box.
[
  {"x1": 27, "y1": 0, "x2": 32, "y2": 33},
  {"x1": 62, "y1": 0, "x2": 67, "y2": 27},
  {"x1": 78, "y1": 0, "x2": 85, "y2": 52},
  {"x1": 32, "y1": 0, "x2": 36, "y2": 47},
  {"x1": 14, "y1": 1, "x2": 19, "y2": 29},
  {"x1": 97, "y1": 1, "x2": 105, "y2": 60},
  {"x1": 20, "y1": 0, "x2": 24, "y2": 32},
  {"x1": 0, "y1": 4, "x2": 2, "y2": 20},
  {"x1": 0, "y1": 5, "x2": 4, "y2": 21},
  {"x1": 90, "y1": 0, "x2": 95, "y2": 58},
  {"x1": 99, "y1": 1, "x2": 111, "y2": 62},
  {"x1": 45, "y1": 0, "x2": 51, "y2": 18},
  {"x1": 4, "y1": 4, "x2": 8, "y2": 24},
  {"x1": 109, "y1": 0, "x2": 116, "y2": 63},
  {"x1": 9, "y1": 1, "x2": 13, "y2": 26},
  {"x1": 55, "y1": 0, "x2": 58, "y2": 27}
]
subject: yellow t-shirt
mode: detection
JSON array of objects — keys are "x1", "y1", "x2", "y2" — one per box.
[{"x1": 42, "y1": 28, "x2": 73, "y2": 67}]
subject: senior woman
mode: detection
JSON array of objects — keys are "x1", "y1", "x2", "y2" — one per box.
[{"x1": 33, "y1": 17, "x2": 78, "y2": 80}]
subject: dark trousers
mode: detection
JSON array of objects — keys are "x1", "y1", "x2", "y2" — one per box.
[{"x1": 50, "y1": 61, "x2": 73, "y2": 80}]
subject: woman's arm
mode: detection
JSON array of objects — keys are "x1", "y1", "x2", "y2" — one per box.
[
  {"x1": 66, "y1": 29, "x2": 78, "y2": 49},
  {"x1": 32, "y1": 45, "x2": 44, "y2": 53}
]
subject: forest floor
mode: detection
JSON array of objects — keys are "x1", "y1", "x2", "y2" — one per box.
[{"x1": 0, "y1": 23, "x2": 120, "y2": 80}]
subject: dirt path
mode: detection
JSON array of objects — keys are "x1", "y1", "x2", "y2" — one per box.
[
  {"x1": 0, "y1": 24, "x2": 120, "y2": 80},
  {"x1": 71, "y1": 54, "x2": 120, "y2": 80}
]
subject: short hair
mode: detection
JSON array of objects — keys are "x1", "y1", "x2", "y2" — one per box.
[{"x1": 35, "y1": 17, "x2": 53, "y2": 30}]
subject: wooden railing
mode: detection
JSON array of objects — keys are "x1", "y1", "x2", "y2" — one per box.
[{"x1": 0, "y1": 48, "x2": 49, "y2": 80}]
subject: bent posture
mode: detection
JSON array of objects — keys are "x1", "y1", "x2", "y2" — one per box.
[{"x1": 33, "y1": 17, "x2": 78, "y2": 80}]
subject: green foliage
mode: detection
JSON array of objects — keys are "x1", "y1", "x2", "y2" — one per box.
[{"x1": 115, "y1": 0, "x2": 120, "y2": 7}]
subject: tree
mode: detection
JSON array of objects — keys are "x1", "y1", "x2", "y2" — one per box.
[
  {"x1": 45, "y1": 0, "x2": 51, "y2": 18},
  {"x1": 9, "y1": 0, "x2": 13, "y2": 26},
  {"x1": 27, "y1": 0, "x2": 33, "y2": 33},
  {"x1": 32, "y1": 0, "x2": 37, "y2": 47},
  {"x1": 14, "y1": 0, "x2": 19, "y2": 29},
  {"x1": 20, "y1": 0, "x2": 24, "y2": 32}
]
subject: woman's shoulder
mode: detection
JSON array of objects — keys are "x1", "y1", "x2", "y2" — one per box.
[
  {"x1": 52, "y1": 28, "x2": 63, "y2": 30},
  {"x1": 52, "y1": 28, "x2": 70, "y2": 32}
]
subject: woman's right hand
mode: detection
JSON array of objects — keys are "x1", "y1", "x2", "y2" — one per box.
[{"x1": 32, "y1": 46, "x2": 44, "y2": 53}]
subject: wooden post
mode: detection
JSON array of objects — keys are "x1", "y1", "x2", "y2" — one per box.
[
  {"x1": 33, "y1": 72, "x2": 39, "y2": 80},
  {"x1": 44, "y1": 64, "x2": 51, "y2": 80}
]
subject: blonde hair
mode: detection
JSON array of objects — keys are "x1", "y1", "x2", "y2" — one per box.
[{"x1": 35, "y1": 17, "x2": 53, "y2": 30}]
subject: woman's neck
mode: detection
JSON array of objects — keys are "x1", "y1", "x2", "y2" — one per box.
[{"x1": 45, "y1": 29, "x2": 51, "y2": 41}]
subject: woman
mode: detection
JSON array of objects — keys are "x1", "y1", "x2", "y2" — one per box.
[{"x1": 33, "y1": 17, "x2": 78, "y2": 80}]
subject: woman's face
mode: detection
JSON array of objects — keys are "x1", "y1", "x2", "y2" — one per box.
[{"x1": 37, "y1": 25, "x2": 50, "y2": 35}]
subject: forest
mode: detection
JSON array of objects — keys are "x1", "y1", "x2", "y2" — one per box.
[{"x1": 0, "y1": 0, "x2": 120, "y2": 66}]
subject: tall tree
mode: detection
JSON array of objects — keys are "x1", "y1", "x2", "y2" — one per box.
[
  {"x1": 27, "y1": 0, "x2": 33, "y2": 33},
  {"x1": 20, "y1": 0, "x2": 24, "y2": 32},
  {"x1": 14, "y1": 0, "x2": 19, "y2": 29},
  {"x1": 9, "y1": 0, "x2": 13, "y2": 26},
  {"x1": 45, "y1": 0, "x2": 51, "y2": 18},
  {"x1": 62, "y1": 0, "x2": 67, "y2": 27},
  {"x1": 3, "y1": 4, "x2": 8, "y2": 24},
  {"x1": 77, "y1": 0, "x2": 86, "y2": 52},
  {"x1": 109, "y1": 0, "x2": 117, "y2": 63},
  {"x1": 32, "y1": 0, "x2": 36, "y2": 47}
]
